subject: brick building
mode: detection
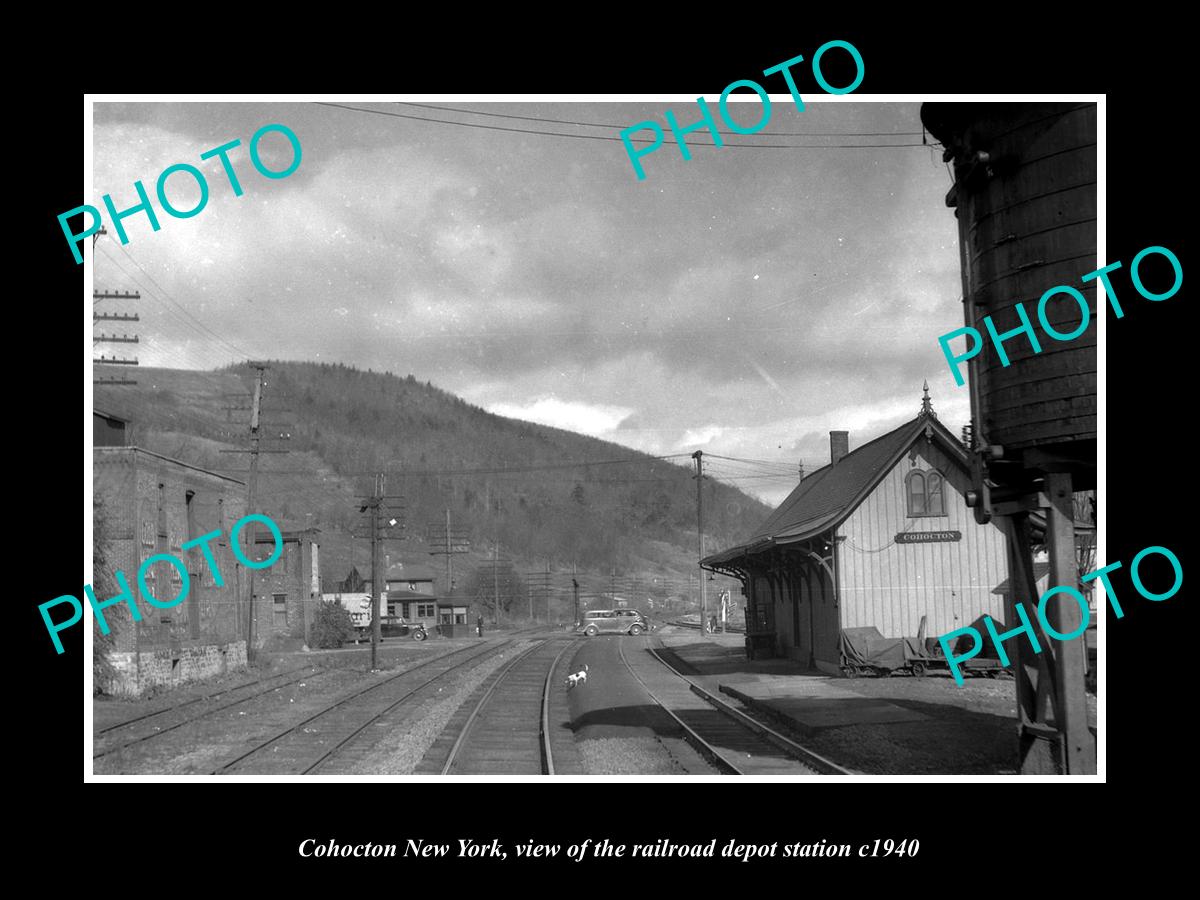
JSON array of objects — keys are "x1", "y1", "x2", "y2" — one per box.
[
  {"x1": 93, "y1": 445, "x2": 248, "y2": 694},
  {"x1": 248, "y1": 527, "x2": 321, "y2": 645}
]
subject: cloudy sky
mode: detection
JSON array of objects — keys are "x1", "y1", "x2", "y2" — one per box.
[{"x1": 91, "y1": 99, "x2": 968, "y2": 505}]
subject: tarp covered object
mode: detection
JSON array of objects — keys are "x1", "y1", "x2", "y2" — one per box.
[{"x1": 840, "y1": 627, "x2": 924, "y2": 670}]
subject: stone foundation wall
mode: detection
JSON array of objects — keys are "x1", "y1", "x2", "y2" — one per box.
[{"x1": 103, "y1": 641, "x2": 247, "y2": 697}]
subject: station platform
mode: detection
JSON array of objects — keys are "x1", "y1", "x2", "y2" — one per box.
[
  {"x1": 651, "y1": 626, "x2": 1028, "y2": 774},
  {"x1": 654, "y1": 631, "x2": 926, "y2": 732}
]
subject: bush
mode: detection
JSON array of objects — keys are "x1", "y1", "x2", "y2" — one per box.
[{"x1": 310, "y1": 599, "x2": 355, "y2": 649}]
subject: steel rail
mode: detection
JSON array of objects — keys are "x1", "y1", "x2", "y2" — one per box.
[
  {"x1": 441, "y1": 639, "x2": 550, "y2": 775},
  {"x1": 647, "y1": 646, "x2": 851, "y2": 775},
  {"x1": 213, "y1": 640, "x2": 514, "y2": 774},
  {"x1": 540, "y1": 639, "x2": 581, "y2": 776},
  {"x1": 616, "y1": 639, "x2": 742, "y2": 774}
]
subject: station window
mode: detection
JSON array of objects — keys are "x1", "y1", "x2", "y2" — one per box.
[
  {"x1": 906, "y1": 470, "x2": 946, "y2": 517},
  {"x1": 273, "y1": 593, "x2": 288, "y2": 626},
  {"x1": 416, "y1": 602, "x2": 436, "y2": 618}
]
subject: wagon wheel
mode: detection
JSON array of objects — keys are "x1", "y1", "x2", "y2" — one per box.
[{"x1": 911, "y1": 661, "x2": 927, "y2": 678}]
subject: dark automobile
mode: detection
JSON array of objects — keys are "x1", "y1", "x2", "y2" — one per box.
[{"x1": 577, "y1": 609, "x2": 649, "y2": 636}]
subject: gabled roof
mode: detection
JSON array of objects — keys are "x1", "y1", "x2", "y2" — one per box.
[
  {"x1": 385, "y1": 561, "x2": 439, "y2": 582},
  {"x1": 93, "y1": 407, "x2": 128, "y2": 424},
  {"x1": 704, "y1": 412, "x2": 968, "y2": 567}
]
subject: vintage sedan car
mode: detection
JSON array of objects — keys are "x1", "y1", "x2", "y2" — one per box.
[
  {"x1": 577, "y1": 609, "x2": 649, "y2": 636},
  {"x1": 372, "y1": 616, "x2": 427, "y2": 641}
]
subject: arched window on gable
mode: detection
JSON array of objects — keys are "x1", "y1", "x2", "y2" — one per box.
[
  {"x1": 906, "y1": 469, "x2": 947, "y2": 517},
  {"x1": 927, "y1": 472, "x2": 945, "y2": 515},
  {"x1": 907, "y1": 470, "x2": 927, "y2": 516}
]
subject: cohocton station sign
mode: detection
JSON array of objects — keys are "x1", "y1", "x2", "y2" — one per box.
[{"x1": 895, "y1": 530, "x2": 962, "y2": 543}]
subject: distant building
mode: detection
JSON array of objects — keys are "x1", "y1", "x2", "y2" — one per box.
[
  {"x1": 328, "y1": 565, "x2": 369, "y2": 594},
  {"x1": 381, "y1": 561, "x2": 440, "y2": 620},
  {"x1": 324, "y1": 560, "x2": 470, "y2": 629},
  {"x1": 248, "y1": 527, "x2": 321, "y2": 642},
  {"x1": 93, "y1": 408, "x2": 128, "y2": 447},
  {"x1": 702, "y1": 388, "x2": 1011, "y2": 674}
]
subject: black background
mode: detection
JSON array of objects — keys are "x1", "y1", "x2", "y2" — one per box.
[{"x1": 28, "y1": 10, "x2": 1185, "y2": 884}]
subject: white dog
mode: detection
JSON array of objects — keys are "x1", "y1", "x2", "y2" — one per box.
[{"x1": 564, "y1": 664, "x2": 590, "y2": 690}]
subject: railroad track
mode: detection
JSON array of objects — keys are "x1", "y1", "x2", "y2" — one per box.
[
  {"x1": 417, "y1": 637, "x2": 581, "y2": 775},
  {"x1": 211, "y1": 639, "x2": 525, "y2": 775},
  {"x1": 617, "y1": 638, "x2": 849, "y2": 776},
  {"x1": 94, "y1": 665, "x2": 331, "y2": 761}
]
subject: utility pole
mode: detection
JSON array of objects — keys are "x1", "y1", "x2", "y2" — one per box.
[
  {"x1": 427, "y1": 511, "x2": 469, "y2": 602},
  {"x1": 245, "y1": 365, "x2": 266, "y2": 656},
  {"x1": 445, "y1": 508, "x2": 454, "y2": 593},
  {"x1": 354, "y1": 478, "x2": 405, "y2": 670},
  {"x1": 238, "y1": 364, "x2": 266, "y2": 658},
  {"x1": 93, "y1": 294, "x2": 140, "y2": 386},
  {"x1": 572, "y1": 561, "x2": 579, "y2": 628},
  {"x1": 692, "y1": 450, "x2": 707, "y2": 634},
  {"x1": 218, "y1": 363, "x2": 293, "y2": 660},
  {"x1": 492, "y1": 542, "x2": 500, "y2": 625},
  {"x1": 370, "y1": 473, "x2": 383, "y2": 671}
]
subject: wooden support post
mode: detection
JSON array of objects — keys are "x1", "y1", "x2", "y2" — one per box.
[
  {"x1": 1004, "y1": 512, "x2": 1060, "y2": 774},
  {"x1": 1045, "y1": 472, "x2": 1096, "y2": 774},
  {"x1": 1003, "y1": 503, "x2": 1095, "y2": 774}
]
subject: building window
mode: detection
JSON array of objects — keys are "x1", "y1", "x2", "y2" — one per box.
[
  {"x1": 455, "y1": 613, "x2": 466, "y2": 625},
  {"x1": 906, "y1": 469, "x2": 946, "y2": 517},
  {"x1": 416, "y1": 602, "x2": 436, "y2": 618},
  {"x1": 273, "y1": 593, "x2": 288, "y2": 627}
]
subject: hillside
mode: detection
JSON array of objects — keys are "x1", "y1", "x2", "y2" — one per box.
[{"x1": 93, "y1": 362, "x2": 775, "y2": 611}]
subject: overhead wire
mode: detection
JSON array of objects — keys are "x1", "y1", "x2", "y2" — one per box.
[
  {"x1": 104, "y1": 241, "x2": 257, "y2": 362},
  {"x1": 95, "y1": 246, "x2": 250, "y2": 377},
  {"x1": 396, "y1": 102, "x2": 928, "y2": 139},
  {"x1": 315, "y1": 102, "x2": 931, "y2": 150}
]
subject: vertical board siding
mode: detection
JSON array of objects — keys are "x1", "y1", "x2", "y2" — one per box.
[{"x1": 837, "y1": 439, "x2": 1009, "y2": 638}]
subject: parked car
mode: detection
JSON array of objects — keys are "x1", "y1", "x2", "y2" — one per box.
[
  {"x1": 577, "y1": 609, "x2": 649, "y2": 636},
  {"x1": 371, "y1": 617, "x2": 427, "y2": 641}
]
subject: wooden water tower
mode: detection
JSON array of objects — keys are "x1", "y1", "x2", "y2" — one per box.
[{"x1": 922, "y1": 102, "x2": 1097, "y2": 775}]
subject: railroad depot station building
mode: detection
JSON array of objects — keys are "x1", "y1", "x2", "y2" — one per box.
[{"x1": 702, "y1": 390, "x2": 1012, "y2": 674}]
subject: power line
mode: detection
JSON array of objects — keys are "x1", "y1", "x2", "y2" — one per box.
[
  {"x1": 396, "y1": 102, "x2": 928, "y2": 139},
  {"x1": 101, "y1": 241, "x2": 256, "y2": 362},
  {"x1": 331, "y1": 453, "x2": 695, "y2": 477},
  {"x1": 315, "y1": 102, "x2": 931, "y2": 150},
  {"x1": 96, "y1": 248, "x2": 243, "y2": 374}
]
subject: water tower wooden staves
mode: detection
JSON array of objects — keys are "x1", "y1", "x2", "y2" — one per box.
[{"x1": 921, "y1": 102, "x2": 1097, "y2": 775}]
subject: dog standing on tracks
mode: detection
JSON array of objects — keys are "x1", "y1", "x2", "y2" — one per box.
[{"x1": 564, "y1": 664, "x2": 589, "y2": 690}]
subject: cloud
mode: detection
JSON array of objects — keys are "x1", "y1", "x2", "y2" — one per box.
[
  {"x1": 90, "y1": 101, "x2": 987, "y2": 510},
  {"x1": 678, "y1": 426, "x2": 725, "y2": 448},
  {"x1": 486, "y1": 397, "x2": 634, "y2": 437}
]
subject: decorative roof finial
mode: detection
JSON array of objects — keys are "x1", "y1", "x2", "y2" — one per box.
[{"x1": 920, "y1": 380, "x2": 936, "y2": 418}]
